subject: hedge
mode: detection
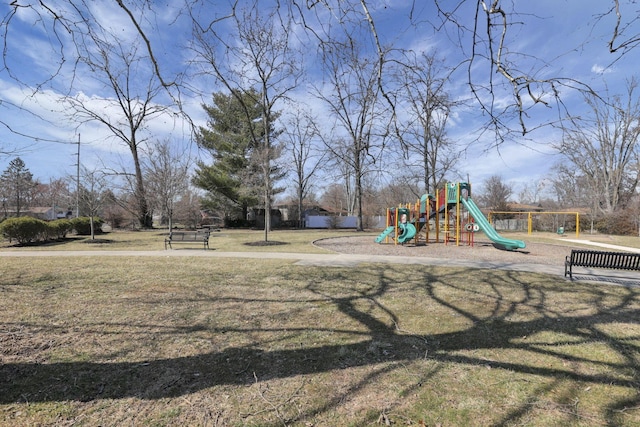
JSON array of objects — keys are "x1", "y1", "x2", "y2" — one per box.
[
  {"x1": 0, "y1": 217, "x2": 48, "y2": 244},
  {"x1": 50, "y1": 219, "x2": 74, "y2": 239},
  {"x1": 72, "y1": 216, "x2": 104, "y2": 235},
  {"x1": 0, "y1": 216, "x2": 96, "y2": 244}
]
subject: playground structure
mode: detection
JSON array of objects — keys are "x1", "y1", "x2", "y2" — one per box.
[{"x1": 375, "y1": 182, "x2": 526, "y2": 251}]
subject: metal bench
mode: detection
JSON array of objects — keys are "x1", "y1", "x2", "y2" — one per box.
[
  {"x1": 564, "y1": 249, "x2": 640, "y2": 279},
  {"x1": 164, "y1": 231, "x2": 210, "y2": 250}
]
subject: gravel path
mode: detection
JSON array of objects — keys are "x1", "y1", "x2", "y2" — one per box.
[{"x1": 313, "y1": 235, "x2": 574, "y2": 266}]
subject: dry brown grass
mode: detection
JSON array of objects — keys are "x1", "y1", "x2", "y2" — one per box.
[
  {"x1": 1, "y1": 249, "x2": 639, "y2": 426},
  {"x1": 0, "y1": 229, "x2": 358, "y2": 253}
]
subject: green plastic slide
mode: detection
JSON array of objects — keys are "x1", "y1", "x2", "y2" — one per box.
[
  {"x1": 397, "y1": 223, "x2": 416, "y2": 243},
  {"x1": 461, "y1": 198, "x2": 526, "y2": 251},
  {"x1": 375, "y1": 226, "x2": 395, "y2": 243},
  {"x1": 375, "y1": 223, "x2": 416, "y2": 244}
]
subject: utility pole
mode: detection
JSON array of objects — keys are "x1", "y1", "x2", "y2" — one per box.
[{"x1": 76, "y1": 134, "x2": 80, "y2": 218}]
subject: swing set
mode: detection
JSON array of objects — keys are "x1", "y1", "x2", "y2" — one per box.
[{"x1": 487, "y1": 211, "x2": 581, "y2": 237}]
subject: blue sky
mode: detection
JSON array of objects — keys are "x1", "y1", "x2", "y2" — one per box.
[{"x1": 1, "y1": 0, "x2": 639, "y2": 200}]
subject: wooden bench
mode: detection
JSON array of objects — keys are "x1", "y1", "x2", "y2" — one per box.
[
  {"x1": 164, "y1": 231, "x2": 210, "y2": 250},
  {"x1": 564, "y1": 249, "x2": 640, "y2": 279}
]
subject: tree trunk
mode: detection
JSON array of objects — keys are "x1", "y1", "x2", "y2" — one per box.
[
  {"x1": 131, "y1": 141, "x2": 153, "y2": 228},
  {"x1": 355, "y1": 155, "x2": 364, "y2": 232},
  {"x1": 297, "y1": 186, "x2": 304, "y2": 228}
]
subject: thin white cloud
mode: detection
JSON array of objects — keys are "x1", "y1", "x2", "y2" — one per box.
[{"x1": 591, "y1": 64, "x2": 614, "y2": 75}]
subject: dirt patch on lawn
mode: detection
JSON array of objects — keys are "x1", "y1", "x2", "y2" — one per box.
[{"x1": 244, "y1": 240, "x2": 289, "y2": 247}]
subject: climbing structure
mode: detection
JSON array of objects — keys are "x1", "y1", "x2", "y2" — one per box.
[{"x1": 375, "y1": 182, "x2": 526, "y2": 250}]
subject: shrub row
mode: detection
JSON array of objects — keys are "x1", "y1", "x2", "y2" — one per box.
[
  {"x1": 0, "y1": 216, "x2": 103, "y2": 244},
  {"x1": 71, "y1": 216, "x2": 104, "y2": 236},
  {"x1": 594, "y1": 209, "x2": 639, "y2": 236},
  {"x1": 224, "y1": 218, "x2": 255, "y2": 228}
]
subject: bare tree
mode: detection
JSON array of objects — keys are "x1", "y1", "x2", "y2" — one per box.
[
  {"x1": 319, "y1": 183, "x2": 348, "y2": 213},
  {"x1": 517, "y1": 180, "x2": 546, "y2": 205},
  {"x1": 173, "y1": 188, "x2": 204, "y2": 230},
  {"x1": 0, "y1": 1, "x2": 187, "y2": 166},
  {"x1": 314, "y1": 39, "x2": 389, "y2": 231},
  {"x1": 64, "y1": 31, "x2": 171, "y2": 228},
  {"x1": 282, "y1": 109, "x2": 326, "y2": 226},
  {"x1": 307, "y1": 0, "x2": 640, "y2": 143},
  {"x1": 323, "y1": 143, "x2": 363, "y2": 220},
  {"x1": 5, "y1": 0, "x2": 640, "y2": 148},
  {"x1": 396, "y1": 52, "x2": 459, "y2": 194},
  {"x1": 78, "y1": 166, "x2": 109, "y2": 240},
  {"x1": 29, "y1": 178, "x2": 74, "y2": 221},
  {"x1": 553, "y1": 78, "x2": 640, "y2": 215},
  {"x1": 430, "y1": 1, "x2": 604, "y2": 139},
  {"x1": 478, "y1": 175, "x2": 512, "y2": 212},
  {"x1": 144, "y1": 140, "x2": 191, "y2": 233},
  {"x1": 374, "y1": 181, "x2": 424, "y2": 214},
  {"x1": 550, "y1": 163, "x2": 600, "y2": 233},
  {"x1": 190, "y1": 1, "x2": 300, "y2": 240},
  {"x1": 100, "y1": 189, "x2": 129, "y2": 230}
]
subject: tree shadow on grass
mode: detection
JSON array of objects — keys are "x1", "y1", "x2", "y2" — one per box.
[
  {"x1": 3, "y1": 237, "x2": 88, "y2": 248},
  {"x1": 1, "y1": 265, "x2": 639, "y2": 425}
]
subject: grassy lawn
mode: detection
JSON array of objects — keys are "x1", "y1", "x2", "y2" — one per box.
[
  {"x1": 0, "y1": 230, "x2": 639, "y2": 426},
  {"x1": 2, "y1": 227, "x2": 638, "y2": 253},
  {"x1": 0, "y1": 229, "x2": 363, "y2": 253}
]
